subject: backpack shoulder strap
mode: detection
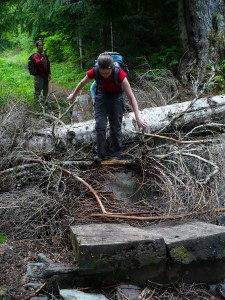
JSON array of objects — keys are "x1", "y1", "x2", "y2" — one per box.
[
  {"x1": 94, "y1": 64, "x2": 100, "y2": 85},
  {"x1": 112, "y1": 62, "x2": 120, "y2": 86}
]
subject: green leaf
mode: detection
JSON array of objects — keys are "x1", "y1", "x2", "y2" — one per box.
[{"x1": 0, "y1": 232, "x2": 6, "y2": 243}]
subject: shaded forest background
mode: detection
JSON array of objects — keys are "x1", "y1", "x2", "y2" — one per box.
[
  {"x1": 0, "y1": 0, "x2": 180, "y2": 70},
  {"x1": 1, "y1": 0, "x2": 225, "y2": 104}
]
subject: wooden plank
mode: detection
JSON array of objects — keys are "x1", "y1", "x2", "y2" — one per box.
[{"x1": 70, "y1": 223, "x2": 166, "y2": 274}]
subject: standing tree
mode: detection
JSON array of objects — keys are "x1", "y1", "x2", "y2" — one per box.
[{"x1": 178, "y1": 0, "x2": 225, "y2": 82}]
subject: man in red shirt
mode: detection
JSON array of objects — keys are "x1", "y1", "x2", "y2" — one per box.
[
  {"x1": 67, "y1": 52, "x2": 147, "y2": 161},
  {"x1": 33, "y1": 40, "x2": 51, "y2": 105}
]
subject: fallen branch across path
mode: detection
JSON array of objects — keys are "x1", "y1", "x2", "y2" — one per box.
[
  {"x1": 91, "y1": 207, "x2": 225, "y2": 221},
  {"x1": 133, "y1": 131, "x2": 214, "y2": 145}
]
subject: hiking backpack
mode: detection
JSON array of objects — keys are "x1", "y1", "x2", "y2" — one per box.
[
  {"x1": 94, "y1": 51, "x2": 129, "y2": 85},
  {"x1": 28, "y1": 52, "x2": 41, "y2": 75}
]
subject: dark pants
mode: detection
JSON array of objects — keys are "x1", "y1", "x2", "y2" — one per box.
[
  {"x1": 94, "y1": 89, "x2": 125, "y2": 158},
  {"x1": 34, "y1": 74, "x2": 49, "y2": 101}
]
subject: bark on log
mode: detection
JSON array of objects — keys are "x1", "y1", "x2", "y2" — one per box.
[{"x1": 21, "y1": 95, "x2": 225, "y2": 153}]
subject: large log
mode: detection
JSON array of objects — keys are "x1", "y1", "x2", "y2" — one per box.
[{"x1": 21, "y1": 95, "x2": 225, "y2": 152}]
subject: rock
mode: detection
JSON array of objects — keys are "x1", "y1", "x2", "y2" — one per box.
[
  {"x1": 117, "y1": 284, "x2": 141, "y2": 300},
  {"x1": 26, "y1": 221, "x2": 225, "y2": 286},
  {"x1": 37, "y1": 253, "x2": 52, "y2": 264},
  {"x1": 25, "y1": 282, "x2": 43, "y2": 291},
  {"x1": 60, "y1": 289, "x2": 109, "y2": 300},
  {"x1": 27, "y1": 263, "x2": 46, "y2": 278},
  {"x1": 102, "y1": 171, "x2": 142, "y2": 201}
]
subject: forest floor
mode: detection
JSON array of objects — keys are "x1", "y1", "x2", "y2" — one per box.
[
  {"x1": 0, "y1": 82, "x2": 74, "y2": 300},
  {"x1": 0, "y1": 239, "x2": 223, "y2": 299},
  {"x1": 0, "y1": 81, "x2": 224, "y2": 300}
]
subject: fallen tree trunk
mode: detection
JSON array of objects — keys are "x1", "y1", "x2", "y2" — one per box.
[{"x1": 20, "y1": 95, "x2": 225, "y2": 153}]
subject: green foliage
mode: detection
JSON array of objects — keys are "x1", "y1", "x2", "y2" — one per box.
[
  {"x1": 5, "y1": 27, "x2": 34, "y2": 51},
  {"x1": 206, "y1": 60, "x2": 225, "y2": 93},
  {"x1": 0, "y1": 52, "x2": 89, "y2": 108},
  {"x1": 0, "y1": 57, "x2": 33, "y2": 105},
  {"x1": 0, "y1": 0, "x2": 184, "y2": 103},
  {"x1": 150, "y1": 46, "x2": 180, "y2": 70},
  {"x1": 44, "y1": 33, "x2": 78, "y2": 63},
  {"x1": 0, "y1": 0, "x2": 181, "y2": 71},
  {"x1": 0, "y1": 232, "x2": 6, "y2": 243},
  {"x1": 51, "y1": 61, "x2": 87, "y2": 89}
]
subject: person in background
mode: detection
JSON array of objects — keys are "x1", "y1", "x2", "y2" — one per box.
[
  {"x1": 33, "y1": 40, "x2": 51, "y2": 105},
  {"x1": 67, "y1": 52, "x2": 147, "y2": 162}
]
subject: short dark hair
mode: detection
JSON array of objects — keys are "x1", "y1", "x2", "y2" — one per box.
[
  {"x1": 36, "y1": 40, "x2": 43, "y2": 47},
  {"x1": 97, "y1": 53, "x2": 113, "y2": 69}
]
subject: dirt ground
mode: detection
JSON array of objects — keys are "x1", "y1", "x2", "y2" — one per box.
[
  {"x1": 0, "y1": 241, "x2": 46, "y2": 299},
  {"x1": 48, "y1": 82, "x2": 72, "y2": 99},
  {"x1": 0, "y1": 239, "x2": 73, "y2": 299}
]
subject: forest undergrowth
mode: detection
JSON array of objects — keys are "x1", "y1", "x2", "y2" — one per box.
[{"x1": 1, "y1": 70, "x2": 225, "y2": 299}]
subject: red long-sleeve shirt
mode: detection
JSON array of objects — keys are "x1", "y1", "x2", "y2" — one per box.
[{"x1": 33, "y1": 51, "x2": 51, "y2": 77}]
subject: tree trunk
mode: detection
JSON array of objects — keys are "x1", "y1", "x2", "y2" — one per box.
[
  {"x1": 20, "y1": 95, "x2": 225, "y2": 153},
  {"x1": 178, "y1": 0, "x2": 225, "y2": 81}
]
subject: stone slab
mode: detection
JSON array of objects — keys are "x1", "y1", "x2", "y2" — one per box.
[
  {"x1": 70, "y1": 223, "x2": 166, "y2": 274},
  {"x1": 60, "y1": 289, "x2": 108, "y2": 300},
  {"x1": 144, "y1": 221, "x2": 225, "y2": 263}
]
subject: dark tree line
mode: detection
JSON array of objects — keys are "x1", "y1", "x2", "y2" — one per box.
[
  {"x1": 0, "y1": 1, "x2": 179, "y2": 67},
  {"x1": 1, "y1": 0, "x2": 225, "y2": 80}
]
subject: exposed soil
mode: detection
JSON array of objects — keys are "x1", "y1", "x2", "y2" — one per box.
[{"x1": 48, "y1": 82, "x2": 72, "y2": 99}]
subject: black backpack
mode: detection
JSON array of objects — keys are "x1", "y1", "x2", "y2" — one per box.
[
  {"x1": 94, "y1": 52, "x2": 129, "y2": 85},
  {"x1": 28, "y1": 52, "x2": 41, "y2": 75}
]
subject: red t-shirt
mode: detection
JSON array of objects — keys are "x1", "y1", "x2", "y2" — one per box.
[{"x1": 87, "y1": 67, "x2": 126, "y2": 93}]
